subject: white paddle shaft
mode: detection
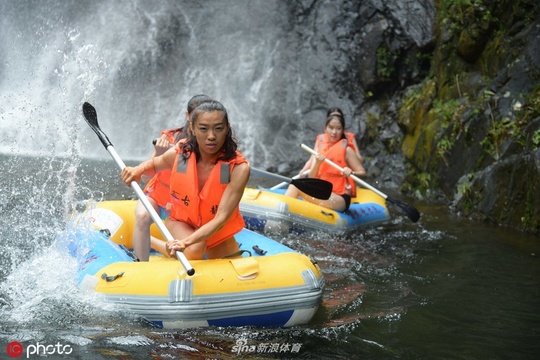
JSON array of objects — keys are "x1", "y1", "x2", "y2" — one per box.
[{"x1": 107, "y1": 145, "x2": 194, "y2": 275}]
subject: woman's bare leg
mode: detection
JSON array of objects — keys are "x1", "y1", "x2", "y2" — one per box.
[
  {"x1": 165, "y1": 218, "x2": 207, "y2": 260},
  {"x1": 296, "y1": 190, "x2": 346, "y2": 212},
  {"x1": 285, "y1": 184, "x2": 300, "y2": 198},
  {"x1": 205, "y1": 237, "x2": 240, "y2": 259},
  {"x1": 133, "y1": 198, "x2": 158, "y2": 261}
]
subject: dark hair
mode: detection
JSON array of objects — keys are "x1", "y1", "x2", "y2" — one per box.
[
  {"x1": 181, "y1": 100, "x2": 238, "y2": 162},
  {"x1": 325, "y1": 114, "x2": 346, "y2": 140},
  {"x1": 187, "y1": 94, "x2": 213, "y2": 114},
  {"x1": 326, "y1": 107, "x2": 344, "y2": 120},
  {"x1": 177, "y1": 94, "x2": 213, "y2": 142}
]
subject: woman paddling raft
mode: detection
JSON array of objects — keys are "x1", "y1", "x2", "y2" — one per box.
[
  {"x1": 121, "y1": 100, "x2": 250, "y2": 260},
  {"x1": 132, "y1": 94, "x2": 212, "y2": 261},
  {"x1": 286, "y1": 113, "x2": 366, "y2": 212}
]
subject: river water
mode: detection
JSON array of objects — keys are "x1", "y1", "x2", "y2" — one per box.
[{"x1": 0, "y1": 154, "x2": 538, "y2": 360}]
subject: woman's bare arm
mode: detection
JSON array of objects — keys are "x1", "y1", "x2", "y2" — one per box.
[{"x1": 121, "y1": 147, "x2": 176, "y2": 186}]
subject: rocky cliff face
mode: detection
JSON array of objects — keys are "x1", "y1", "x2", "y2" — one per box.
[
  {"x1": 303, "y1": 0, "x2": 540, "y2": 234},
  {"x1": 395, "y1": 0, "x2": 540, "y2": 234}
]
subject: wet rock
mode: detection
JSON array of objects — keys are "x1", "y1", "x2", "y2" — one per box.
[{"x1": 454, "y1": 148, "x2": 540, "y2": 233}]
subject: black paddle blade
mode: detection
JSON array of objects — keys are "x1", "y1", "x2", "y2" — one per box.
[
  {"x1": 387, "y1": 197, "x2": 421, "y2": 223},
  {"x1": 291, "y1": 178, "x2": 333, "y2": 200},
  {"x1": 82, "y1": 102, "x2": 113, "y2": 148},
  {"x1": 82, "y1": 102, "x2": 98, "y2": 125}
]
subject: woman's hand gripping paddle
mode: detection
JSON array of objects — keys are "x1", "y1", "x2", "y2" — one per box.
[
  {"x1": 82, "y1": 102, "x2": 195, "y2": 275},
  {"x1": 250, "y1": 167, "x2": 332, "y2": 200},
  {"x1": 300, "y1": 144, "x2": 420, "y2": 223}
]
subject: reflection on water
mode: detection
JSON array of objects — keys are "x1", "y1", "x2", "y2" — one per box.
[{"x1": 0, "y1": 154, "x2": 539, "y2": 359}]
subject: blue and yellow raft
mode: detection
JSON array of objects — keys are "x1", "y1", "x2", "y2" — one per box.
[
  {"x1": 240, "y1": 187, "x2": 390, "y2": 234},
  {"x1": 63, "y1": 200, "x2": 324, "y2": 329}
]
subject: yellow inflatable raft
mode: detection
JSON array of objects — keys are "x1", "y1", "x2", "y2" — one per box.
[
  {"x1": 63, "y1": 200, "x2": 324, "y2": 329},
  {"x1": 240, "y1": 187, "x2": 390, "y2": 234}
]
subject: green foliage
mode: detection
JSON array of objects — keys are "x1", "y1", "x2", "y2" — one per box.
[
  {"x1": 521, "y1": 187, "x2": 540, "y2": 233},
  {"x1": 401, "y1": 81, "x2": 429, "y2": 112},
  {"x1": 398, "y1": 0, "x2": 539, "y2": 233},
  {"x1": 376, "y1": 46, "x2": 397, "y2": 81},
  {"x1": 480, "y1": 117, "x2": 519, "y2": 159},
  {"x1": 477, "y1": 88, "x2": 531, "y2": 158},
  {"x1": 432, "y1": 98, "x2": 463, "y2": 129},
  {"x1": 431, "y1": 96, "x2": 467, "y2": 163},
  {"x1": 456, "y1": 175, "x2": 475, "y2": 213},
  {"x1": 521, "y1": 84, "x2": 540, "y2": 131},
  {"x1": 402, "y1": 168, "x2": 436, "y2": 197},
  {"x1": 436, "y1": 136, "x2": 453, "y2": 163},
  {"x1": 366, "y1": 111, "x2": 380, "y2": 141},
  {"x1": 414, "y1": 172, "x2": 433, "y2": 195},
  {"x1": 443, "y1": 0, "x2": 493, "y2": 27},
  {"x1": 533, "y1": 130, "x2": 540, "y2": 148}
]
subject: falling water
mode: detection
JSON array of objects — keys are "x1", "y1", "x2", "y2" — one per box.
[{"x1": 1, "y1": 0, "x2": 339, "y2": 164}]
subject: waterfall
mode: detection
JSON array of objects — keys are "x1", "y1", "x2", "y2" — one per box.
[
  {"x1": 0, "y1": 0, "x2": 376, "y2": 168},
  {"x1": 0, "y1": 1, "x2": 278, "y2": 164}
]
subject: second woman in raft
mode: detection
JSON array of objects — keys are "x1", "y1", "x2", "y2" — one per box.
[{"x1": 286, "y1": 111, "x2": 367, "y2": 212}]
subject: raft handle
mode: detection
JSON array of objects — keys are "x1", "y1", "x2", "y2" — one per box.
[
  {"x1": 101, "y1": 272, "x2": 125, "y2": 282},
  {"x1": 119, "y1": 244, "x2": 140, "y2": 262},
  {"x1": 252, "y1": 245, "x2": 267, "y2": 255},
  {"x1": 99, "y1": 228, "x2": 111, "y2": 237},
  {"x1": 320, "y1": 210, "x2": 334, "y2": 218}
]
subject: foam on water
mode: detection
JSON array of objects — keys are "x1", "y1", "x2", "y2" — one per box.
[{"x1": 0, "y1": 244, "x2": 116, "y2": 328}]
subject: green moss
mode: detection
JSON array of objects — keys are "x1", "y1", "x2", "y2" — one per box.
[
  {"x1": 399, "y1": 80, "x2": 437, "y2": 161},
  {"x1": 396, "y1": 0, "x2": 539, "y2": 233},
  {"x1": 376, "y1": 46, "x2": 398, "y2": 81},
  {"x1": 436, "y1": 136, "x2": 453, "y2": 163},
  {"x1": 456, "y1": 174, "x2": 475, "y2": 213},
  {"x1": 521, "y1": 84, "x2": 540, "y2": 134},
  {"x1": 532, "y1": 130, "x2": 540, "y2": 148},
  {"x1": 365, "y1": 111, "x2": 380, "y2": 142},
  {"x1": 403, "y1": 171, "x2": 437, "y2": 197},
  {"x1": 480, "y1": 117, "x2": 520, "y2": 159},
  {"x1": 521, "y1": 187, "x2": 540, "y2": 233}
]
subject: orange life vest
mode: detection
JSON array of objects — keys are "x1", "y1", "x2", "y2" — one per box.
[
  {"x1": 144, "y1": 128, "x2": 184, "y2": 209},
  {"x1": 314, "y1": 135, "x2": 356, "y2": 197},
  {"x1": 315, "y1": 132, "x2": 357, "y2": 153},
  {"x1": 169, "y1": 149, "x2": 246, "y2": 249}
]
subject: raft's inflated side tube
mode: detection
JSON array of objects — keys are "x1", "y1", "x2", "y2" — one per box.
[
  {"x1": 65, "y1": 200, "x2": 324, "y2": 329},
  {"x1": 240, "y1": 187, "x2": 390, "y2": 234}
]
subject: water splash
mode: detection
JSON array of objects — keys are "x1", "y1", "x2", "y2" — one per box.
[{"x1": 0, "y1": 245, "x2": 116, "y2": 328}]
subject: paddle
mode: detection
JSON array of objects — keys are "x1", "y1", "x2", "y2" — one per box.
[
  {"x1": 82, "y1": 102, "x2": 195, "y2": 276},
  {"x1": 250, "y1": 167, "x2": 332, "y2": 200},
  {"x1": 300, "y1": 144, "x2": 421, "y2": 223},
  {"x1": 270, "y1": 170, "x2": 310, "y2": 190}
]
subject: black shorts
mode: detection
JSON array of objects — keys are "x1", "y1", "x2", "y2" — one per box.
[{"x1": 338, "y1": 194, "x2": 351, "y2": 211}]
